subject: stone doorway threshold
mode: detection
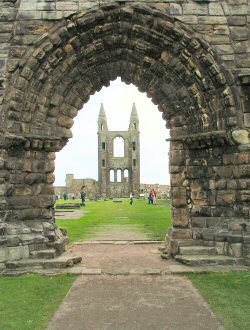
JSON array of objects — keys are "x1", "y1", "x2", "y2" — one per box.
[{"x1": 67, "y1": 242, "x2": 248, "y2": 276}]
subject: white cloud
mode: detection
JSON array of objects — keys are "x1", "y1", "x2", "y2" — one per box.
[{"x1": 54, "y1": 78, "x2": 170, "y2": 186}]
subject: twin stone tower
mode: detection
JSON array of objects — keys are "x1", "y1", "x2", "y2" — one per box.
[{"x1": 98, "y1": 103, "x2": 140, "y2": 198}]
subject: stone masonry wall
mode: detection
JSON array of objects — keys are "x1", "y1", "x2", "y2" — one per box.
[
  {"x1": 0, "y1": 1, "x2": 249, "y2": 117},
  {"x1": 0, "y1": 1, "x2": 249, "y2": 266}
]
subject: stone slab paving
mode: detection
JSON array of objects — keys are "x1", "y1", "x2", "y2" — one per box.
[
  {"x1": 83, "y1": 224, "x2": 151, "y2": 241},
  {"x1": 47, "y1": 275, "x2": 223, "y2": 330},
  {"x1": 71, "y1": 243, "x2": 170, "y2": 275},
  {"x1": 55, "y1": 209, "x2": 85, "y2": 219},
  {"x1": 45, "y1": 225, "x2": 246, "y2": 329}
]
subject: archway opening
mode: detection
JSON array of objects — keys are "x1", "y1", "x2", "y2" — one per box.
[
  {"x1": 1, "y1": 3, "x2": 241, "y2": 264},
  {"x1": 113, "y1": 137, "x2": 125, "y2": 158},
  {"x1": 54, "y1": 78, "x2": 170, "y2": 192}
]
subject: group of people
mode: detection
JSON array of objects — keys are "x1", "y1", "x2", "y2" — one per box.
[
  {"x1": 59, "y1": 188, "x2": 158, "y2": 207},
  {"x1": 148, "y1": 188, "x2": 157, "y2": 205},
  {"x1": 129, "y1": 188, "x2": 157, "y2": 206},
  {"x1": 58, "y1": 188, "x2": 86, "y2": 206}
]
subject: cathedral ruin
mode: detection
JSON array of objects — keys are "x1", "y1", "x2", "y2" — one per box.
[
  {"x1": 98, "y1": 102, "x2": 140, "y2": 198},
  {"x1": 55, "y1": 103, "x2": 169, "y2": 199}
]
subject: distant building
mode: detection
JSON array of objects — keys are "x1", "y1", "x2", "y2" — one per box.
[{"x1": 54, "y1": 103, "x2": 170, "y2": 199}]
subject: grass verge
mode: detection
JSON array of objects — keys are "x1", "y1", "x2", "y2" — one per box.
[
  {"x1": 187, "y1": 272, "x2": 250, "y2": 330},
  {"x1": 0, "y1": 274, "x2": 77, "y2": 330}
]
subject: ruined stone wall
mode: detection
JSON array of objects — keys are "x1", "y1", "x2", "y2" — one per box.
[
  {"x1": 55, "y1": 175, "x2": 99, "y2": 199},
  {"x1": 0, "y1": 1, "x2": 249, "y2": 131},
  {"x1": 0, "y1": 1, "x2": 249, "y2": 267},
  {"x1": 140, "y1": 183, "x2": 170, "y2": 196},
  {"x1": 55, "y1": 175, "x2": 170, "y2": 199}
]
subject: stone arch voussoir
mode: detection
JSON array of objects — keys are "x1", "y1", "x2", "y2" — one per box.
[{"x1": 1, "y1": 3, "x2": 249, "y2": 268}]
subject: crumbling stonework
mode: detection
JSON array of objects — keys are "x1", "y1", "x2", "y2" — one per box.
[
  {"x1": 55, "y1": 175, "x2": 99, "y2": 200},
  {"x1": 0, "y1": 1, "x2": 249, "y2": 267}
]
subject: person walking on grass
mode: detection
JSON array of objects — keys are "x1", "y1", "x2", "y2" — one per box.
[
  {"x1": 129, "y1": 192, "x2": 134, "y2": 205},
  {"x1": 80, "y1": 188, "x2": 86, "y2": 206}
]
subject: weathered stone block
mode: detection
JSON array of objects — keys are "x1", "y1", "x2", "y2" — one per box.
[
  {"x1": 25, "y1": 173, "x2": 44, "y2": 185},
  {"x1": 228, "y1": 243, "x2": 243, "y2": 258},
  {"x1": 183, "y1": 3, "x2": 208, "y2": 15},
  {"x1": 227, "y1": 234, "x2": 243, "y2": 243},
  {"x1": 168, "y1": 228, "x2": 192, "y2": 240},
  {"x1": 208, "y1": 3, "x2": 224, "y2": 16},
  {"x1": 243, "y1": 234, "x2": 250, "y2": 244},
  {"x1": 201, "y1": 228, "x2": 215, "y2": 241},
  {"x1": 244, "y1": 113, "x2": 250, "y2": 128},
  {"x1": 192, "y1": 228, "x2": 202, "y2": 240},
  {"x1": 172, "y1": 208, "x2": 189, "y2": 228},
  {"x1": 230, "y1": 27, "x2": 248, "y2": 41},
  {"x1": 243, "y1": 244, "x2": 250, "y2": 258},
  {"x1": 6, "y1": 245, "x2": 29, "y2": 261},
  {"x1": 206, "y1": 217, "x2": 220, "y2": 228},
  {"x1": 6, "y1": 236, "x2": 20, "y2": 247},
  {"x1": 215, "y1": 230, "x2": 229, "y2": 242},
  {"x1": 172, "y1": 187, "x2": 187, "y2": 207},
  {"x1": 9, "y1": 197, "x2": 32, "y2": 209},
  {"x1": 170, "y1": 4, "x2": 182, "y2": 16},
  {"x1": 228, "y1": 16, "x2": 247, "y2": 26},
  {"x1": 0, "y1": 247, "x2": 7, "y2": 262},
  {"x1": 165, "y1": 237, "x2": 179, "y2": 255},
  {"x1": 217, "y1": 190, "x2": 236, "y2": 205},
  {"x1": 57, "y1": 115, "x2": 74, "y2": 129},
  {"x1": 191, "y1": 217, "x2": 206, "y2": 228},
  {"x1": 216, "y1": 242, "x2": 225, "y2": 255},
  {"x1": 169, "y1": 149, "x2": 185, "y2": 166},
  {"x1": 170, "y1": 166, "x2": 183, "y2": 174}
]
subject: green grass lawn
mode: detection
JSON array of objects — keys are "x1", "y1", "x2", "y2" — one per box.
[
  {"x1": 1, "y1": 200, "x2": 250, "y2": 330},
  {"x1": 187, "y1": 272, "x2": 250, "y2": 330},
  {"x1": 0, "y1": 274, "x2": 76, "y2": 330},
  {"x1": 56, "y1": 198, "x2": 172, "y2": 242}
]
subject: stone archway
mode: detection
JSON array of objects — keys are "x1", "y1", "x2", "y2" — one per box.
[{"x1": 1, "y1": 3, "x2": 249, "y2": 268}]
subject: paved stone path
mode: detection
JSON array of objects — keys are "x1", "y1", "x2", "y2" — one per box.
[
  {"x1": 47, "y1": 225, "x2": 224, "y2": 330},
  {"x1": 80, "y1": 224, "x2": 151, "y2": 241},
  {"x1": 47, "y1": 275, "x2": 223, "y2": 330},
  {"x1": 55, "y1": 209, "x2": 85, "y2": 219}
]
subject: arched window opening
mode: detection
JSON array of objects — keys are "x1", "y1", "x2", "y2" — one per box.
[
  {"x1": 113, "y1": 137, "x2": 124, "y2": 157},
  {"x1": 101, "y1": 123, "x2": 104, "y2": 130},
  {"x1": 102, "y1": 159, "x2": 105, "y2": 167},
  {"x1": 124, "y1": 169, "x2": 129, "y2": 183},
  {"x1": 110, "y1": 169, "x2": 115, "y2": 182},
  {"x1": 117, "y1": 169, "x2": 122, "y2": 182},
  {"x1": 132, "y1": 142, "x2": 136, "y2": 151},
  {"x1": 102, "y1": 142, "x2": 106, "y2": 150},
  {"x1": 133, "y1": 159, "x2": 136, "y2": 166},
  {"x1": 133, "y1": 123, "x2": 136, "y2": 129}
]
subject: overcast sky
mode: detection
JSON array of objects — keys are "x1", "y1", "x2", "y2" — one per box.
[{"x1": 54, "y1": 78, "x2": 170, "y2": 186}]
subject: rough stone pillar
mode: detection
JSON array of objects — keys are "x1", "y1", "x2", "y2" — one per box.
[
  {"x1": 167, "y1": 141, "x2": 192, "y2": 255},
  {"x1": 0, "y1": 138, "x2": 68, "y2": 268}
]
